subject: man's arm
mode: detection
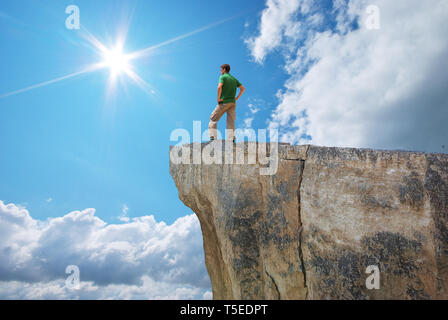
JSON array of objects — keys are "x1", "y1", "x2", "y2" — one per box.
[
  {"x1": 217, "y1": 83, "x2": 223, "y2": 104},
  {"x1": 235, "y1": 85, "x2": 245, "y2": 102}
]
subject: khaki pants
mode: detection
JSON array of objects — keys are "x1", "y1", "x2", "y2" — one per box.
[{"x1": 208, "y1": 102, "x2": 236, "y2": 140}]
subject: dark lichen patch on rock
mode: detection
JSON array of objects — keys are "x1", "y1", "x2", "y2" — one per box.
[
  {"x1": 304, "y1": 230, "x2": 426, "y2": 299},
  {"x1": 358, "y1": 183, "x2": 395, "y2": 211},
  {"x1": 407, "y1": 285, "x2": 430, "y2": 300},
  {"x1": 424, "y1": 154, "x2": 448, "y2": 295},
  {"x1": 307, "y1": 146, "x2": 411, "y2": 165},
  {"x1": 361, "y1": 195, "x2": 394, "y2": 210},
  {"x1": 425, "y1": 155, "x2": 448, "y2": 246},
  {"x1": 226, "y1": 209, "x2": 262, "y2": 259},
  {"x1": 275, "y1": 181, "x2": 291, "y2": 200},
  {"x1": 367, "y1": 151, "x2": 379, "y2": 164},
  {"x1": 232, "y1": 254, "x2": 259, "y2": 271},
  {"x1": 238, "y1": 269, "x2": 262, "y2": 299},
  {"x1": 361, "y1": 232, "x2": 423, "y2": 277},
  {"x1": 259, "y1": 223, "x2": 294, "y2": 249},
  {"x1": 219, "y1": 186, "x2": 259, "y2": 215},
  {"x1": 305, "y1": 241, "x2": 368, "y2": 299},
  {"x1": 262, "y1": 196, "x2": 295, "y2": 249},
  {"x1": 398, "y1": 172, "x2": 425, "y2": 210}
]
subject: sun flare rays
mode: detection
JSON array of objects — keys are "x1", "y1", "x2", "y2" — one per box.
[{"x1": 0, "y1": 15, "x2": 236, "y2": 100}]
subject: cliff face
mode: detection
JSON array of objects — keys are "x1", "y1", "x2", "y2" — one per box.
[{"x1": 169, "y1": 142, "x2": 448, "y2": 300}]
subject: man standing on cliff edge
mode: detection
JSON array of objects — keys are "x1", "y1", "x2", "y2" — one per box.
[{"x1": 209, "y1": 64, "x2": 245, "y2": 142}]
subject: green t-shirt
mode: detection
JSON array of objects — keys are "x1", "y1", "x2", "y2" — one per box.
[{"x1": 219, "y1": 73, "x2": 242, "y2": 104}]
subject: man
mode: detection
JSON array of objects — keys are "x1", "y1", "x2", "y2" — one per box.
[{"x1": 209, "y1": 64, "x2": 245, "y2": 142}]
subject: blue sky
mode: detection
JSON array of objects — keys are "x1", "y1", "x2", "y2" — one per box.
[
  {"x1": 1, "y1": 0, "x2": 447, "y2": 299},
  {"x1": 0, "y1": 0, "x2": 285, "y2": 224}
]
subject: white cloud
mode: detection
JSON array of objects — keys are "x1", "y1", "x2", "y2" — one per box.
[
  {"x1": 245, "y1": 0, "x2": 302, "y2": 63},
  {"x1": 118, "y1": 204, "x2": 130, "y2": 222},
  {"x1": 248, "y1": 0, "x2": 448, "y2": 153},
  {"x1": 0, "y1": 277, "x2": 211, "y2": 300},
  {"x1": 0, "y1": 200, "x2": 211, "y2": 299},
  {"x1": 248, "y1": 103, "x2": 260, "y2": 115}
]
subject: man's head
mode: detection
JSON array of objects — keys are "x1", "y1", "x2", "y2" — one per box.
[{"x1": 220, "y1": 64, "x2": 230, "y2": 75}]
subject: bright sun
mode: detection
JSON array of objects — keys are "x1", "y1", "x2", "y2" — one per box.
[
  {"x1": 103, "y1": 47, "x2": 130, "y2": 76},
  {"x1": 0, "y1": 17, "x2": 233, "y2": 99}
]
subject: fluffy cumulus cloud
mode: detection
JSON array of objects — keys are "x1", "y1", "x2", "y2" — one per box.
[
  {"x1": 0, "y1": 200, "x2": 211, "y2": 299},
  {"x1": 247, "y1": 0, "x2": 448, "y2": 153},
  {"x1": 245, "y1": 0, "x2": 301, "y2": 64}
]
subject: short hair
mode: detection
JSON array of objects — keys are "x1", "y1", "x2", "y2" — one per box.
[{"x1": 220, "y1": 64, "x2": 231, "y2": 73}]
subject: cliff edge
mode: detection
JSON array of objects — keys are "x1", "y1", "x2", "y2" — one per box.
[{"x1": 169, "y1": 142, "x2": 448, "y2": 299}]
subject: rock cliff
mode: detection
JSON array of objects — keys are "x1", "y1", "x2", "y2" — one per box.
[{"x1": 169, "y1": 142, "x2": 448, "y2": 300}]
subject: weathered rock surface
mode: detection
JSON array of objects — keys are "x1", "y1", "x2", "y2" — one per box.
[{"x1": 169, "y1": 142, "x2": 448, "y2": 300}]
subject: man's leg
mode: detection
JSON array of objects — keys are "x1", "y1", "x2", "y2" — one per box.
[
  {"x1": 208, "y1": 104, "x2": 226, "y2": 139},
  {"x1": 226, "y1": 103, "x2": 236, "y2": 141}
]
